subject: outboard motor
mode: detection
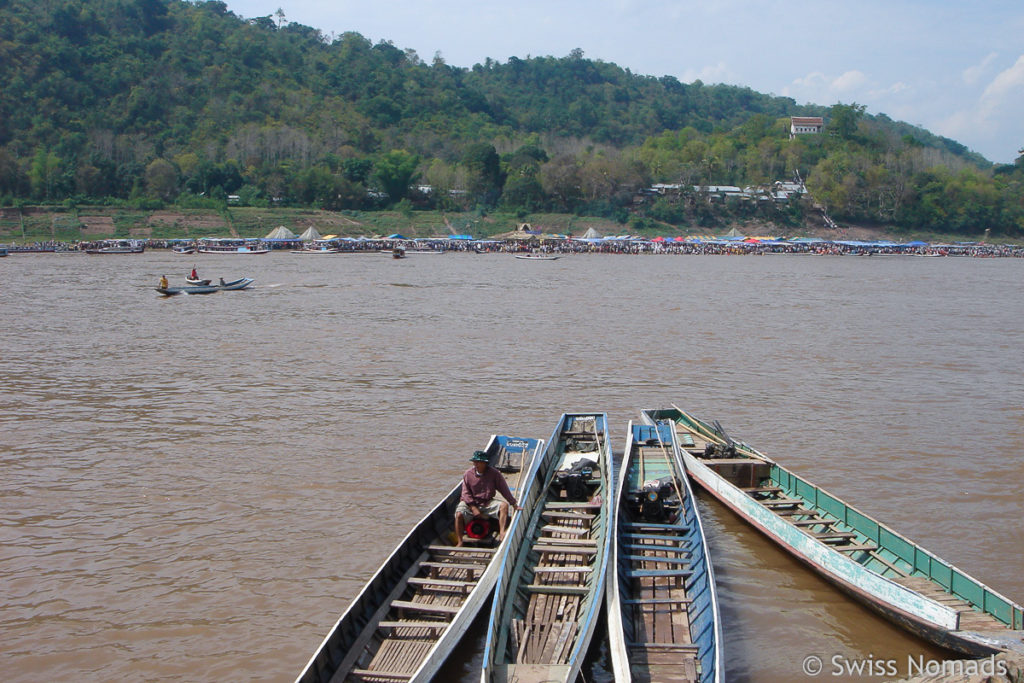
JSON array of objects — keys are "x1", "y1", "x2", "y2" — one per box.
[
  {"x1": 704, "y1": 442, "x2": 736, "y2": 459},
  {"x1": 556, "y1": 458, "x2": 598, "y2": 501},
  {"x1": 638, "y1": 477, "x2": 676, "y2": 522}
]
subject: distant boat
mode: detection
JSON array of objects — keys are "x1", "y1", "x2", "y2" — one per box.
[
  {"x1": 197, "y1": 238, "x2": 269, "y2": 255},
  {"x1": 85, "y1": 239, "x2": 145, "y2": 254},
  {"x1": 172, "y1": 244, "x2": 196, "y2": 254},
  {"x1": 156, "y1": 277, "x2": 254, "y2": 296},
  {"x1": 0, "y1": 247, "x2": 7, "y2": 257},
  {"x1": 642, "y1": 406, "x2": 1024, "y2": 658},
  {"x1": 293, "y1": 239, "x2": 342, "y2": 254},
  {"x1": 392, "y1": 247, "x2": 406, "y2": 259},
  {"x1": 481, "y1": 413, "x2": 613, "y2": 683},
  {"x1": 514, "y1": 253, "x2": 560, "y2": 260},
  {"x1": 186, "y1": 277, "x2": 212, "y2": 286},
  {"x1": 295, "y1": 435, "x2": 544, "y2": 683},
  {"x1": 606, "y1": 420, "x2": 723, "y2": 682}
]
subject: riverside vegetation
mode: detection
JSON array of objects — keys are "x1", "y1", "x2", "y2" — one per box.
[{"x1": 1, "y1": 0, "x2": 1023, "y2": 240}]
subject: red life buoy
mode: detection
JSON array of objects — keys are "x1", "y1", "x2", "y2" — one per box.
[{"x1": 465, "y1": 517, "x2": 492, "y2": 539}]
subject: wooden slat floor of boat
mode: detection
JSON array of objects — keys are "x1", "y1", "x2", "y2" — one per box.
[
  {"x1": 356, "y1": 542, "x2": 489, "y2": 679},
  {"x1": 628, "y1": 654, "x2": 699, "y2": 683},
  {"x1": 894, "y1": 576, "x2": 1009, "y2": 631},
  {"x1": 512, "y1": 494, "x2": 598, "y2": 667}
]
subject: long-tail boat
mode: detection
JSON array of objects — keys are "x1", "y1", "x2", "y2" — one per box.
[
  {"x1": 481, "y1": 413, "x2": 613, "y2": 683},
  {"x1": 606, "y1": 420, "x2": 723, "y2": 682},
  {"x1": 643, "y1": 405, "x2": 1024, "y2": 658},
  {"x1": 296, "y1": 434, "x2": 544, "y2": 683}
]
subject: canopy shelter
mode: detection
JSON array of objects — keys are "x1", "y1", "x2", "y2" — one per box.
[
  {"x1": 265, "y1": 226, "x2": 297, "y2": 239},
  {"x1": 580, "y1": 227, "x2": 602, "y2": 239},
  {"x1": 299, "y1": 226, "x2": 322, "y2": 241}
]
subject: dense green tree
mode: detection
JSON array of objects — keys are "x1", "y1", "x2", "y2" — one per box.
[{"x1": 372, "y1": 149, "x2": 419, "y2": 204}]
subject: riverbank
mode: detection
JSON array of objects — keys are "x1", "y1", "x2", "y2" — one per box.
[{"x1": 0, "y1": 205, "x2": 1012, "y2": 246}]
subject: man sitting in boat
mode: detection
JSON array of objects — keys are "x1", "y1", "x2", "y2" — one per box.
[
  {"x1": 159, "y1": 275, "x2": 168, "y2": 289},
  {"x1": 455, "y1": 451, "x2": 521, "y2": 546}
]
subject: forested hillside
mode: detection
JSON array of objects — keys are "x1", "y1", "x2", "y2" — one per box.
[{"x1": 1, "y1": 0, "x2": 1021, "y2": 235}]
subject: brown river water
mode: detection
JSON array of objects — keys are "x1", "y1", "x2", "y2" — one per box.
[{"x1": 1, "y1": 250, "x2": 1022, "y2": 682}]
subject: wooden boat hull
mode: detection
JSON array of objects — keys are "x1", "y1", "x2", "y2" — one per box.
[
  {"x1": 156, "y1": 285, "x2": 219, "y2": 295},
  {"x1": 606, "y1": 420, "x2": 723, "y2": 683},
  {"x1": 513, "y1": 254, "x2": 560, "y2": 260},
  {"x1": 217, "y1": 277, "x2": 254, "y2": 290},
  {"x1": 296, "y1": 435, "x2": 544, "y2": 683},
  {"x1": 156, "y1": 278, "x2": 254, "y2": 295},
  {"x1": 186, "y1": 278, "x2": 212, "y2": 286},
  {"x1": 642, "y1": 407, "x2": 1024, "y2": 658},
  {"x1": 482, "y1": 413, "x2": 613, "y2": 683}
]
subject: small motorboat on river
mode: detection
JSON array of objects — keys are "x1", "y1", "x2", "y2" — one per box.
[
  {"x1": 156, "y1": 277, "x2": 254, "y2": 296},
  {"x1": 85, "y1": 239, "x2": 145, "y2": 255}
]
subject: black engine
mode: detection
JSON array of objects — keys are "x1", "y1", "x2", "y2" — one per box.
[{"x1": 627, "y1": 477, "x2": 678, "y2": 522}]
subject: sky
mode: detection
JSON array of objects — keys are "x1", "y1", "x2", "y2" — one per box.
[{"x1": 222, "y1": 1, "x2": 1024, "y2": 163}]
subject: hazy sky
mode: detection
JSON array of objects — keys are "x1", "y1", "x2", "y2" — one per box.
[{"x1": 223, "y1": 1, "x2": 1024, "y2": 163}]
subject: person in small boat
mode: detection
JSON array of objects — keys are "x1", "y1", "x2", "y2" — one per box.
[
  {"x1": 190, "y1": 266, "x2": 198, "y2": 280},
  {"x1": 159, "y1": 275, "x2": 168, "y2": 289},
  {"x1": 455, "y1": 450, "x2": 521, "y2": 546}
]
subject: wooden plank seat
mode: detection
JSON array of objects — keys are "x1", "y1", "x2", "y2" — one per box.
[
  {"x1": 350, "y1": 668, "x2": 414, "y2": 681},
  {"x1": 545, "y1": 502, "x2": 602, "y2": 509},
  {"x1": 542, "y1": 511, "x2": 596, "y2": 520},
  {"x1": 533, "y1": 566, "x2": 593, "y2": 574},
  {"x1": 627, "y1": 642, "x2": 700, "y2": 651},
  {"x1": 406, "y1": 577, "x2": 475, "y2": 592},
  {"x1": 419, "y1": 561, "x2": 486, "y2": 575},
  {"x1": 696, "y1": 457, "x2": 761, "y2": 465},
  {"x1": 868, "y1": 551, "x2": 910, "y2": 577},
  {"x1": 623, "y1": 521, "x2": 688, "y2": 531},
  {"x1": 625, "y1": 568, "x2": 693, "y2": 579},
  {"x1": 534, "y1": 537, "x2": 597, "y2": 546},
  {"x1": 814, "y1": 531, "x2": 858, "y2": 541},
  {"x1": 792, "y1": 518, "x2": 835, "y2": 527},
  {"x1": 541, "y1": 524, "x2": 590, "y2": 536},
  {"x1": 525, "y1": 584, "x2": 590, "y2": 595},
  {"x1": 760, "y1": 497, "x2": 804, "y2": 507},
  {"x1": 622, "y1": 533, "x2": 691, "y2": 544},
  {"x1": 625, "y1": 554, "x2": 690, "y2": 565},
  {"x1": 833, "y1": 543, "x2": 878, "y2": 553},
  {"x1": 742, "y1": 486, "x2": 783, "y2": 494},
  {"x1": 622, "y1": 543, "x2": 690, "y2": 554},
  {"x1": 533, "y1": 545, "x2": 597, "y2": 556},
  {"x1": 391, "y1": 600, "x2": 462, "y2": 616},
  {"x1": 775, "y1": 506, "x2": 816, "y2": 517},
  {"x1": 377, "y1": 620, "x2": 450, "y2": 630},
  {"x1": 623, "y1": 597, "x2": 694, "y2": 605},
  {"x1": 426, "y1": 544, "x2": 495, "y2": 556}
]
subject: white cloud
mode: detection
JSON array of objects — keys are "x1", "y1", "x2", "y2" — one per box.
[
  {"x1": 963, "y1": 52, "x2": 998, "y2": 85},
  {"x1": 980, "y1": 54, "x2": 1024, "y2": 107},
  {"x1": 832, "y1": 70, "x2": 868, "y2": 92},
  {"x1": 682, "y1": 62, "x2": 735, "y2": 85}
]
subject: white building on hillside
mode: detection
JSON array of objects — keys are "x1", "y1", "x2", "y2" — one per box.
[{"x1": 790, "y1": 116, "x2": 824, "y2": 138}]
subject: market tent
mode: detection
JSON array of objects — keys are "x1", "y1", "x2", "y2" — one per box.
[
  {"x1": 299, "y1": 226, "x2": 322, "y2": 241},
  {"x1": 265, "y1": 226, "x2": 297, "y2": 239},
  {"x1": 581, "y1": 227, "x2": 603, "y2": 239},
  {"x1": 387, "y1": 233, "x2": 407, "y2": 240}
]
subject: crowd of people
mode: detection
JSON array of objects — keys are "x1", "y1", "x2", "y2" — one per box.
[{"x1": 4, "y1": 236, "x2": 1024, "y2": 257}]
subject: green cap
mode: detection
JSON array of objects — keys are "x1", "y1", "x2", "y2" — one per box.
[{"x1": 471, "y1": 450, "x2": 489, "y2": 462}]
